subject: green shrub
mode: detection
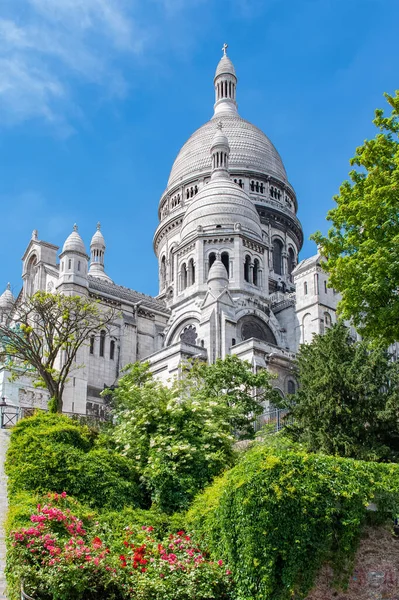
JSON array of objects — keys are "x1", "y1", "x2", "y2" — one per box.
[
  {"x1": 5, "y1": 414, "x2": 143, "y2": 510},
  {"x1": 187, "y1": 440, "x2": 399, "y2": 600}
]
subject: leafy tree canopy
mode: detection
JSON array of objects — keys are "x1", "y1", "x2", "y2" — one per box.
[
  {"x1": 313, "y1": 91, "x2": 399, "y2": 346},
  {"x1": 108, "y1": 357, "x2": 277, "y2": 512},
  {"x1": 0, "y1": 291, "x2": 117, "y2": 412},
  {"x1": 283, "y1": 322, "x2": 399, "y2": 461}
]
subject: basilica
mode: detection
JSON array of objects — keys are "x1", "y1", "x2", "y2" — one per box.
[{"x1": 0, "y1": 48, "x2": 339, "y2": 416}]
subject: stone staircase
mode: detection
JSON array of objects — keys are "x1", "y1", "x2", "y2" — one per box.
[{"x1": 0, "y1": 429, "x2": 10, "y2": 600}]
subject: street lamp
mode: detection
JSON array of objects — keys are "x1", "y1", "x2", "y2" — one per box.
[{"x1": 0, "y1": 397, "x2": 6, "y2": 429}]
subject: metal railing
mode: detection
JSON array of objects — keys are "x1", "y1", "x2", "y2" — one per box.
[
  {"x1": 0, "y1": 405, "x2": 111, "y2": 429},
  {"x1": 254, "y1": 407, "x2": 293, "y2": 433}
]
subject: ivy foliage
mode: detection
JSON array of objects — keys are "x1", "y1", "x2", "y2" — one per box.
[
  {"x1": 313, "y1": 91, "x2": 399, "y2": 346},
  {"x1": 108, "y1": 357, "x2": 277, "y2": 513},
  {"x1": 5, "y1": 412, "x2": 143, "y2": 510},
  {"x1": 187, "y1": 439, "x2": 399, "y2": 600},
  {"x1": 281, "y1": 322, "x2": 399, "y2": 461}
]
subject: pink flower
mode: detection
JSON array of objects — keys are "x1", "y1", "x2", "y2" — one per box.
[{"x1": 218, "y1": 559, "x2": 223, "y2": 566}]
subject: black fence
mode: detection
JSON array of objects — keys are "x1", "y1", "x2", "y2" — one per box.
[
  {"x1": 255, "y1": 407, "x2": 293, "y2": 433},
  {"x1": 0, "y1": 406, "x2": 111, "y2": 429}
]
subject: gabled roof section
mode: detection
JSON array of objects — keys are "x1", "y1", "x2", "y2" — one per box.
[{"x1": 88, "y1": 275, "x2": 169, "y2": 314}]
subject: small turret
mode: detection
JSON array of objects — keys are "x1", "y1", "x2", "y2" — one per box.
[
  {"x1": 57, "y1": 224, "x2": 89, "y2": 291},
  {"x1": 207, "y1": 256, "x2": 229, "y2": 295},
  {"x1": 210, "y1": 122, "x2": 230, "y2": 180},
  {"x1": 88, "y1": 223, "x2": 113, "y2": 282},
  {"x1": 213, "y1": 43, "x2": 238, "y2": 117},
  {"x1": 0, "y1": 283, "x2": 15, "y2": 321}
]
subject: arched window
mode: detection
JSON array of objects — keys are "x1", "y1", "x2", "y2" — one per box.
[
  {"x1": 250, "y1": 181, "x2": 255, "y2": 192},
  {"x1": 221, "y1": 252, "x2": 230, "y2": 277},
  {"x1": 324, "y1": 312, "x2": 332, "y2": 328},
  {"x1": 160, "y1": 255, "x2": 166, "y2": 289},
  {"x1": 244, "y1": 255, "x2": 251, "y2": 282},
  {"x1": 253, "y1": 258, "x2": 260, "y2": 286},
  {"x1": 110, "y1": 340, "x2": 115, "y2": 360},
  {"x1": 188, "y1": 258, "x2": 195, "y2": 285},
  {"x1": 287, "y1": 380, "x2": 296, "y2": 394},
  {"x1": 99, "y1": 330, "x2": 105, "y2": 357},
  {"x1": 169, "y1": 248, "x2": 174, "y2": 282},
  {"x1": 77, "y1": 261, "x2": 81, "y2": 272},
  {"x1": 273, "y1": 239, "x2": 283, "y2": 275},
  {"x1": 68, "y1": 259, "x2": 72, "y2": 270},
  {"x1": 208, "y1": 252, "x2": 216, "y2": 272},
  {"x1": 302, "y1": 313, "x2": 312, "y2": 344},
  {"x1": 181, "y1": 263, "x2": 187, "y2": 290},
  {"x1": 287, "y1": 248, "x2": 295, "y2": 277},
  {"x1": 89, "y1": 335, "x2": 95, "y2": 355},
  {"x1": 304, "y1": 281, "x2": 308, "y2": 295}
]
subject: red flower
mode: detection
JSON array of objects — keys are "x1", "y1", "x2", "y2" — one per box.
[
  {"x1": 141, "y1": 567, "x2": 147, "y2": 573},
  {"x1": 177, "y1": 530, "x2": 185, "y2": 536},
  {"x1": 92, "y1": 537, "x2": 102, "y2": 549}
]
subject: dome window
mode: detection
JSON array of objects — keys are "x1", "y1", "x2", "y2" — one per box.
[
  {"x1": 287, "y1": 248, "x2": 296, "y2": 280},
  {"x1": 208, "y1": 252, "x2": 216, "y2": 272},
  {"x1": 221, "y1": 252, "x2": 230, "y2": 277},
  {"x1": 181, "y1": 263, "x2": 188, "y2": 290},
  {"x1": 244, "y1": 255, "x2": 251, "y2": 282},
  {"x1": 160, "y1": 255, "x2": 166, "y2": 289},
  {"x1": 188, "y1": 258, "x2": 195, "y2": 285},
  {"x1": 273, "y1": 239, "x2": 283, "y2": 275},
  {"x1": 253, "y1": 258, "x2": 260, "y2": 286},
  {"x1": 110, "y1": 340, "x2": 115, "y2": 361},
  {"x1": 99, "y1": 330, "x2": 105, "y2": 358}
]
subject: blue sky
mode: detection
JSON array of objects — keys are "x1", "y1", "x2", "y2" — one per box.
[{"x1": 1, "y1": 0, "x2": 398, "y2": 297}]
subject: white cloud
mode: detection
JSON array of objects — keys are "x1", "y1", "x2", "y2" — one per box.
[{"x1": 0, "y1": 0, "x2": 148, "y2": 132}]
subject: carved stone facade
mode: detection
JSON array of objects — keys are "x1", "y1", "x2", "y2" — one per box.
[{"x1": 0, "y1": 49, "x2": 339, "y2": 414}]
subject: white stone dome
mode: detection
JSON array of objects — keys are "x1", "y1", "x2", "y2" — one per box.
[
  {"x1": 0, "y1": 284, "x2": 14, "y2": 309},
  {"x1": 208, "y1": 259, "x2": 229, "y2": 295},
  {"x1": 90, "y1": 224, "x2": 105, "y2": 248},
  {"x1": 167, "y1": 114, "x2": 287, "y2": 189},
  {"x1": 180, "y1": 177, "x2": 263, "y2": 242},
  {"x1": 215, "y1": 55, "x2": 236, "y2": 78},
  {"x1": 62, "y1": 225, "x2": 87, "y2": 255}
]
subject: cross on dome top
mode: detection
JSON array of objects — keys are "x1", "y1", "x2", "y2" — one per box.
[
  {"x1": 96, "y1": 222, "x2": 101, "y2": 231},
  {"x1": 73, "y1": 223, "x2": 78, "y2": 232},
  {"x1": 222, "y1": 42, "x2": 228, "y2": 56}
]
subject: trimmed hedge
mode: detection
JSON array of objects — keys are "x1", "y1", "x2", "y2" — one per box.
[
  {"x1": 186, "y1": 440, "x2": 399, "y2": 600},
  {"x1": 5, "y1": 413, "x2": 143, "y2": 510}
]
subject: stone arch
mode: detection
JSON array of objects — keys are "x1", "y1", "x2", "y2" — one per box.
[
  {"x1": 160, "y1": 255, "x2": 166, "y2": 290},
  {"x1": 26, "y1": 253, "x2": 38, "y2": 296},
  {"x1": 302, "y1": 312, "x2": 312, "y2": 344},
  {"x1": 237, "y1": 314, "x2": 277, "y2": 345},
  {"x1": 272, "y1": 238, "x2": 283, "y2": 275},
  {"x1": 166, "y1": 316, "x2": 201, "y2": 346}
]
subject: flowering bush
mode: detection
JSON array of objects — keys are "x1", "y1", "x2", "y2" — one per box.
[{"x1": 7, "y1": 492, "x2": 232, "y2": 600}]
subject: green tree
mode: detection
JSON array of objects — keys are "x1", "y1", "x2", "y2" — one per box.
[
  {"x1": 283, "y1": 322, "x2": 399, "y2": 461},
  {"x1": 313, "y1": 91, "x2": 399, "y2": 346},
  {"x1": 109, "y1": 357, "x2": 277, "y2": 512},
  {"x1": 0, "y1": 291, "x2": 117, "y2": 412}
]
